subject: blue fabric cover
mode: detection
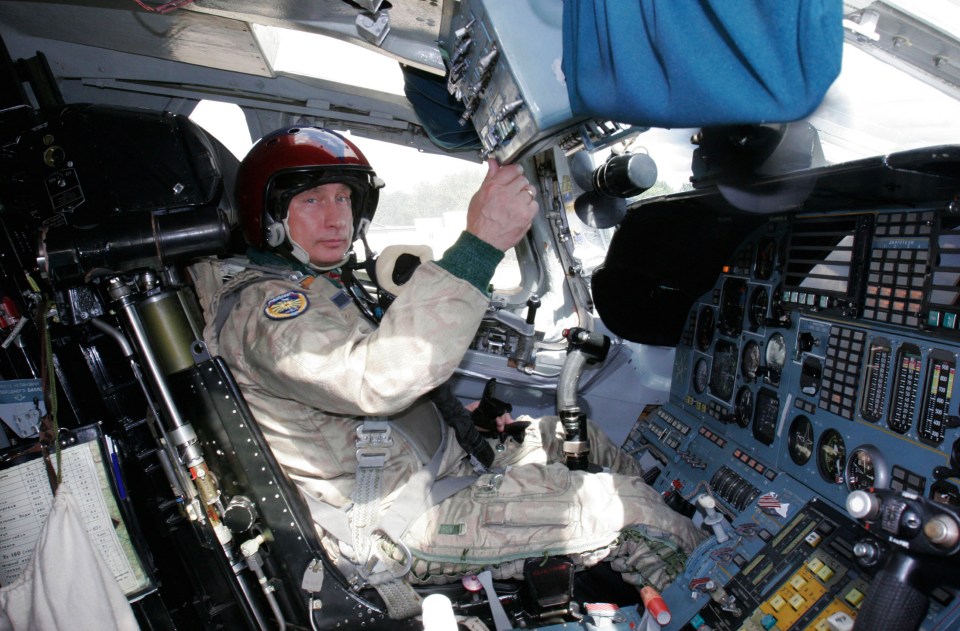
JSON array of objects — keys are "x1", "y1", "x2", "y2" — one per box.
[
  {"x1": 402, "y1": 65, "x2": 482, "y2": 152},
  {"x1": 562, "y1": 0, "x2": 843, "y2": 128}
]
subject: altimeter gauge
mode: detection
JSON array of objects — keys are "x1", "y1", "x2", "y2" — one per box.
[{"x1": 845, "y1": 444, "x2": 888, "y2": 491}]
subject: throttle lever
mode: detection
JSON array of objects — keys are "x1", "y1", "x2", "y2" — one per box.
[
  {"x1": 853, "y1": 555, "x2": 928, "y2": 631},
  {"x1": 847, "y1": 488, "x2": 960, "y2": 630}
]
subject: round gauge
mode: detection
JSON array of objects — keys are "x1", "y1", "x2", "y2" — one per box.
[
  {"x1": 741, "y1": 340, "x2": 761, "y2": 380},
  {"x1": 754, "y1": 237, "x2": 777, "y2": 280},
  {"x1": 769, "y1": 283, "x2": 788, "y2": 327},
  {"x1": 695, "y1": 306, "x2": 715, "y2": 352},
  {"x1": 788, "y1": 415, "x2": 814, "y2": 465},
  {"x1": 845, "y1": 445, "x2": 888, "y2": 491},
  {"x1": 765, "y1": 332, "x2": 787, "y2": 369},
  {"x1": 735, "y1": 386, "x2": 753, "y2": 428},
  {"x1": 748, "y1": 287, "x2": 769, "y2": 329},
  {"x1": 710, "y1": 340, "x2": 738, "y2": 401},
  {"x1": 693, "y1": 357, "x2": 709, "y2": 394},
  {"x1": 817, "y1": 429, "x2": 847, "y2": 484}
]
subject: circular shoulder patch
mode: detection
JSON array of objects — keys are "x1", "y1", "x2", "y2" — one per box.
[{"x1": 264, "y1": 291, "x2": 309, "y2": 320}]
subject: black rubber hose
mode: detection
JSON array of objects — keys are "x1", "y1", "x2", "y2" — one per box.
[{"x1": 429, "y1": 382, "x2": 495, "y2": 469}]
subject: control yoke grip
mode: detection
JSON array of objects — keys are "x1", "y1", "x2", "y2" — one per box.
[{"x1": 854, "y1": 555, "x2": 928, "y2": 631}]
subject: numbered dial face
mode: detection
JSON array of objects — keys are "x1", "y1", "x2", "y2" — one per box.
[
  {"x1": 788, "y1": 415, "x2": 814, "y2": 465},
  {"x1": 749, "y1": 286, "x2": 769, "y2": 329},
  {"x1": 846, "y1": 445, "x2": 887, "y2": 491},
  {"x1": 766, "y1": 333, "x2": 787, "y2": 369},
  {"x1": 710, "y1": 340, "x2": 738, "y2": 402},
  {"x1": 696, "y1": 306, "x2": 715, "y2": 351},
  {"x1": 735, "y1": 386, "x2": 754, "y2": 428},
  {"x1": 741, "y1": 341, "x2": 761, "y2": 380},
  {"x1": 817, "y1": 429, "x2": 847, "y2": 484},
  {"x1": 693, "y1": 357, "x2": 709, "y2": 394}
]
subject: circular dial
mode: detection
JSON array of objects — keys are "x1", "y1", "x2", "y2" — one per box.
[
  {"x1": 765, "y1": 333, "x2": 787, "y2": 369},
  {"x1": 817, "y1": 429, "x2": 847, "y2": 484},
  {"x1": 695, "y1": 306, "x2": 715, "y2": 352},
  {"x1": 788, "y1": 415, "x2": 814, "y2": 465},
  {"x1": 846, "y1": 445, "x2": 888, "y2": 491},
  {"x1": 754, "y1": 237, "x2": 777, "y2": 280},
  {"x1": 710, "y1": 340, "x2": 739, "y2": 402},
  {"x1": 735, "y1": 386, "x2": 753, "y2": 428},
  {"x1": 749, "y1": 286, "x2": 769, "y2": 329},
  {"x1": 693, "y1": 357, "x2": 709, "y2": 394},
  {"x1": 769, "y1": 283, "x2": 788, "y2": 326},
  {"x1": 741, "y1": 340, "x2": 761, "y2": 380}
]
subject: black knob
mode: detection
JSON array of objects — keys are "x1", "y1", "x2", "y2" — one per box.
[
  {"x1": 223, "y1": 496, "x2": 257, "y2": 533},
  {"x1": 525, "y1": 295, "x2": 541, "y2": 325},
  {"x1": 853, "y1": 540, "x2": 881, "y2": 566},
  {"x1": 933, "y1": 466, "x2": 958, "y2": 480}
]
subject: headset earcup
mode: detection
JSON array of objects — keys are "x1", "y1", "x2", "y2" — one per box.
[{"x1": 265, "y1": 222, "x2": 285, "y2": 247}]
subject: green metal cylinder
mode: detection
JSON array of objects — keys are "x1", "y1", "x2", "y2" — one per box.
[{"x1": 137, "y1": 290, "x2": 198, "y2": 376}]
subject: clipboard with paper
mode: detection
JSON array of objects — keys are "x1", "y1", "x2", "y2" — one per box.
[{"x1": 0, "y1": 424, "x2": 153, "y2": 599}]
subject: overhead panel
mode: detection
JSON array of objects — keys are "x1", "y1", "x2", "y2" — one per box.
[
  {"x1": 186, "y1": 0, "x2": 446, "y2": 74},
  {"x1": 0, "y1": 2, "x2": 272, "y2": 77}
]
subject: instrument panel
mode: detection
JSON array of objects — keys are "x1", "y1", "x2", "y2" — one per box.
[
  {"x1": 675, "y1": 207, "x2": 959, "y2": 506},
  {"x1": 626, "y1": 205, "x2": 960, "y2": 630}
]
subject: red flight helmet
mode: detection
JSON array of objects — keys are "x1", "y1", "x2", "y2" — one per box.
[{"x1": 235, "y1": 127, "x2": 383, "y2": 254}]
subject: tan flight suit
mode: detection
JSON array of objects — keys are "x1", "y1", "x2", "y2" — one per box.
[{"x1": 199, "y1": 236, "x2": 704, "y2": 603}]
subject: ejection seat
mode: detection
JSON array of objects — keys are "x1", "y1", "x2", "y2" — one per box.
[
  {"x1": 171, "y1": 344, "x2": 430, "y2": 629},
  {"x1": 178, "y1": 285, "x2": 650, "y2": 630},
  {"x1": 179, "y1": 286, "x2": 653, "y2": 628}
]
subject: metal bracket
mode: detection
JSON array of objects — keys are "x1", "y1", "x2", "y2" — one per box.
[{"x1": 356, "y1": 10, "x2": 390, "y2": 47}]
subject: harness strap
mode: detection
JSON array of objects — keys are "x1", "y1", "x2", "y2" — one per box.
[
  {"x1": 303, "y1": 428, "x2": 476, "y2": 549},
  {"x1": 378, "y1": 433, "x2": 476, "y2": 543},
  {"x1": 351, "y1": 419, "x2": 392, "y2": 569},
  {"x1": 351, "y1": 418, "x2": 477, "y2": 619},
  {"x1": 306, "y1": 416, "x2": 477, "y2": 619},
  {"x1": 374, "y1": 576, "x2": 423, "y2": 620}
]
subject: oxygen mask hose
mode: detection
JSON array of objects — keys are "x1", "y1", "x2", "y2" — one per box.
[{"x1": 429, "y1": 382, "x2": 495, "y2": 470}]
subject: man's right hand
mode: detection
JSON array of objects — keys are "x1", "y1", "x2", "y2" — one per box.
[{"x1": 465, "y1": 159, "x2": 539, "y2": 252}]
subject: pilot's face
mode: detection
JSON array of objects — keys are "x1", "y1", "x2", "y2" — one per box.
[{"x1": 286, "y1": 183, "x2": 353, "y2": 265}]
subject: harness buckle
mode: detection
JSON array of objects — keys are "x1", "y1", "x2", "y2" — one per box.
[
  {"x1": 360, "y1": 529, "x2": 414, "y2": 584},
  {"x1": 356, "y1": 420, "x2": 393, "y2": 467},
  {"x1": 356, "y1": 449, "x2": 388, "y2": 468},
  {"x1": 356, "y1": 420, "x2": 393, "y2": 449}
]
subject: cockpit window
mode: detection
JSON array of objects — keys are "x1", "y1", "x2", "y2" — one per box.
[
  {"x1": 252, "y1": 24, "x2": 406, "y2": 97},
  {"x1": 343, "y1": 136, "x2": 523, "y2": 291},
  {"x1": 189, "y1": 100, "x2": 253, "y2": 160}
]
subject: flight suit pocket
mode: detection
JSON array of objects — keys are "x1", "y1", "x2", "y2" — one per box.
[
  {"x1": 473, "y1": 462, "x2": 572, "y2": 501},
  {"x1": 483, "y1": 501, "x2": 580, "y2": 528}
]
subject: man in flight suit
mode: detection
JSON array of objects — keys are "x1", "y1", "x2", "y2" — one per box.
[{"x1": 201, "y1": 126, "x2": 704, "y2": 619}]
